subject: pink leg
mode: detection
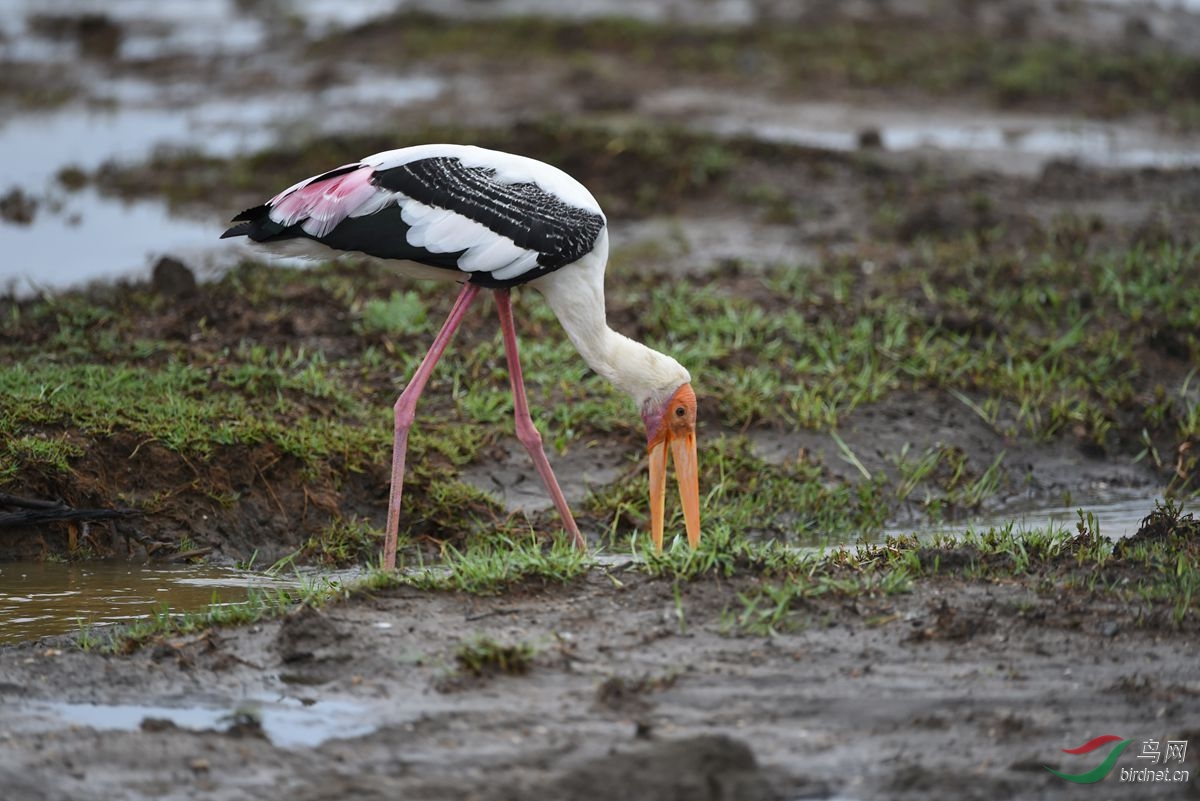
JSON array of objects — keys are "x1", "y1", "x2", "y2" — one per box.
[
  {"x1": 494, "y1": 289, "x2": 587, "y2": 551},
  {"x1": 383, "y1": 282, "x2": 481, "y2": 569}
]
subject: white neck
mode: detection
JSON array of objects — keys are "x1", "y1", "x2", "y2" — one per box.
[{"x1": 533, "y1": 232, "x2": 690, "y2": 414}]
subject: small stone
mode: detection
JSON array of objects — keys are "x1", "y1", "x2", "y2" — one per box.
[
  {"x1": 151, "y1": 256, "x2": 197, "y2": 299},
  {"x1": 0, "y1": 187, "x2": 38, "y2": 225},
  {"x1": 857, "y1": 127, "x2": 883, "y2": 149},
  {"x1": 140, "y1": 717, "x2": 177, "y2": 732}
]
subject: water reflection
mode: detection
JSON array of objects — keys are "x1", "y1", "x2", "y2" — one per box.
[
  {"x1": 880, "y1": 494, "x2": 1166, "y2": 542},
  {"x1": 719, "y1": 111, "x2": 1200, "y2": 173},
  {"x1": 20, "y1": 696, "x2": 375, "y2": 748},
  {"x1": 0, "y1": 74, "x2": 442, "y2": 294},
  {"x1": 0, "y1": 560, "x2": 300, "y2": 644}
]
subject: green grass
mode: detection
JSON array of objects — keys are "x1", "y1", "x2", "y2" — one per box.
[
  {"x1": 638, "y1": 523, "x2": 816, "y2": 581},
  {"x1": 3, "y1": 236, "x2": 1197, "y2": 551},
  {"x1": 404, "y1": 535, "x2": 592, "y2": 594},
  {"x1": 95, "y1": 120, "x2": 742, "y2": 220},
  {"x1": 901, "y1": 502, "x2": 1200, "y2": 627},
  {"x1": 591, "y1": 434, "x2": 893, "y2": 547},
  {"x1": 357, "y1": 290, "x2": 427, "y2": 336},
  {"x1": 3, "y1": 433, "x2": 84, "y2": 474},
  {"x1": 728, "y1": 570, "x2": 914, "y2": 636},
  {"x1": 300, "y1": 516, "x2": 383, "y2": 566},
  {"x1": 453, "y1": 635, "x2": 537, "y2": 677},
  {"x1": 0, "y1": 359, "x2": 377, "y2": 462},
  {"x1": 94, "y1": 586, "x2": 311, "y2": 654},
  {"x1": 718, "y1": 501, "x2": 1200, "y2": 635},
  {"x1": 73, "y1": 619, "x2": 103, "y2": 651}
]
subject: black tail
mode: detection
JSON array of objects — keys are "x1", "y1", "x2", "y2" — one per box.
[
  {"x1": 220, "y1": 204, "x2": 285, "y2": 240},
  {"x1": 220, "y1": 221, "x2": 254, "y2": 239}
]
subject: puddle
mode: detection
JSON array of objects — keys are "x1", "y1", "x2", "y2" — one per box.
[
  {"x1": 0, "y1": 0, "x2": 404, "y2": 62},
  {"x1": 0, "y1": 188, "x2": 235, "y2": 296},
  {"x1": 654, "y1": 91, "x2": 1200, "y2": 175},
  {"x1": 12, "y1": 696, "x2": 374, "y2": 748},
  {"x1": 0, "y1": 1, "x2": 261, "y2": 61},
  {"x1": 0, "y1": 105, "x2": 269, "y2": 190},
  {"x1": 0, "y1": 560, "x2": 339, "y2": 645},
  {"x1": 880, "y1": 493, "x2": 1165, "y2": 543},
  {"x1": 0, "y1": 0, "x2": 445, "y2": 295},
  {"x1": 0, "y1": 76, "x2": 441, "y2": 192},
  {"x1": 1106, "y1": 0, "x2": 1200, "y2": 9},
  {"x1": 0, "y1": 76, "x2": 442, "y2": 295}
]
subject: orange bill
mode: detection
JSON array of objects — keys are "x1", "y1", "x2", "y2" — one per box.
[
  {"x1": 646, "y1": 382, "x2": 701, "y2": 551},
  {"x1": 670, "y1": 431, "x2": 700, "y2": 548},
  {"x1": 648, "y1": 440, "x2": 668, "y2": 551}
]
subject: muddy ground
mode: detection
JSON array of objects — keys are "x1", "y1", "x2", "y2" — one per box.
[
  {"x1": 2, "y1": 1, "x2": 1200, "y2": 799},
  {"x1": 3, "y1": 563, "x2": 1199, "y2": 801}
]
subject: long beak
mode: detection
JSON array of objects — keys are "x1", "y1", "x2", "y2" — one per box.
[
  {"x1": 672, "y1": 432, "x2": 701, "y2": 548},
  {"x1": 648, "y1": 441, "x2": 668, "y2": 551},
  {"x1": 648, "y1": 432, "x2": 701, "y2": 551}
]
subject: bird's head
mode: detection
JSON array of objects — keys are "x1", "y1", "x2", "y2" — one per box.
[{"x1": 641, "y1": 382, "x2": 700, "y2": 551}]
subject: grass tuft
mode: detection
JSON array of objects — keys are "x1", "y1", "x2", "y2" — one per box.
[
  {"x1": 454, "y1": 635, "x2": 537, "y2": 677},
  {"x1": 405, "y1": 535, "x2": 592, "y2": 594}
]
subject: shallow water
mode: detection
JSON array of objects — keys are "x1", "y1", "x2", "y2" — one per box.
[
  {"x1": 0, "y1": 0, "x2": 403, "y2": 60},
  {"x1": 880, "y1": 493, "x2": 1167, "y2": 542},
  {"x1": 0, "y1": 0, "x2": 442, "y2": 294},
  {"x1": 0, "y1": 72, "x2": 442, "y2": 294},
  {"x1": 0, "y1": 560, "x2": 309, "y2": 645},
  {"x1": 15, "y1": 696, "x2": 374, "y2": 748},
  {"x1": 669, "y1": 94, "x2": 1200, "y2": 175}
]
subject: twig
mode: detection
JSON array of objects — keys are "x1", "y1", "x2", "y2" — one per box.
[
  {"x1": 166, "y1": 547, "x2": 214, "y2": 562},
  {"x1": 0, "y1": 492, "x2": 140, "y2": 529}
]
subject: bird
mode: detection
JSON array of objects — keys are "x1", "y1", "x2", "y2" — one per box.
[{"x1": 221, "y1": 144, "x2": 701, "y2": 568}]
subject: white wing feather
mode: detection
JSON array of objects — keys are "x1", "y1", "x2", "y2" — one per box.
[
  {"x1": 489, "y1": 251, "x2": 541, "y2": 281},
  {"x1": 419, "y1": 210, "x2": 495, "y2": 253},
  {"x1": 456, "y1": 235, "x2": 530, "y2": 272},
  {"x1": 395, "y1": 195, "x2": 541, "y2": 275}
]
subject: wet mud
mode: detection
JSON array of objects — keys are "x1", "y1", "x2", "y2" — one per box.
[{"x1": 3, "y1": 566, "x2": 1198, "y2": 800}]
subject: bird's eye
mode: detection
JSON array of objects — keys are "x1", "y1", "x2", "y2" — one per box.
[{"x1": 675, "y1": 406, "x2": 686, "y2": 417}]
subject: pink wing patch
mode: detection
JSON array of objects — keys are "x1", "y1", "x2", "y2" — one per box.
[{"x1": 269, "y1": 165, "x2": 381, "y2": 238}]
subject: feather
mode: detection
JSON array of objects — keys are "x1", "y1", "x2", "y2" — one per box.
[{"x1": 223, "y1": 144, "x2": 607, "y2": 289}]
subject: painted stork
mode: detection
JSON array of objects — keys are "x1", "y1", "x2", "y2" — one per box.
[{"x1": 221, "y1": 144, "x2": 700, "y2": 568}]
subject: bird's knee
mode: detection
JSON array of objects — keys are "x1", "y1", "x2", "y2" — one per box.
[
  {"x1": 394, "y1": 403, "x2": 418, "y2": 430},
  {"x1": 514, "y1": 421, "x2": 543, "y2": 451}
]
